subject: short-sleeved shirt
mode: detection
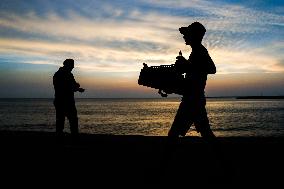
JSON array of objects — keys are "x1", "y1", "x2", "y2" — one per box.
[{"x1": 184, "y1": 45, "x2": 216, "y2": 99}]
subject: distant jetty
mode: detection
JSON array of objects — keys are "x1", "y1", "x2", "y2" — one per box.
[{"x1": 236, "y1": 96, "x2": 284, "y2": 99}]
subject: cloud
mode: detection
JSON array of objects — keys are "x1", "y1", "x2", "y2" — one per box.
[
  {"x1": 0, "y1": 0, "x2": 283, "y2": 97},
  {"x1": 211, "y1": 47, "x2": 284, "y2": 74},
  {"x1": 0, "y1": 10, "x2": 181, "y2": 45},
  {"x1": 0, "y1": 0, "x2": 283, "y2": 75}
]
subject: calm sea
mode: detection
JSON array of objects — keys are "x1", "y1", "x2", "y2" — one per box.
[{"x1": 0, "y1": 98, "x2": 283, "y2": 137}]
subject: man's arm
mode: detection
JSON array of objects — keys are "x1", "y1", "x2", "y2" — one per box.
[
  {"x1": 74, "y1": 82, "x2": 85, "y2": 93},
  {"x1": 70, "y1": 74, "x2": 85, "y2": 93}
]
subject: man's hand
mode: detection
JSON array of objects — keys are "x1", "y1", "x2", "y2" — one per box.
[
  {"x1": 175, "y1": 55, "x2": 187, "y2": 65},
  {"x1": 158, "y1": 89, "x2": 168, "y2": 98},
  {"x1": 175, "y1": 55, "x2": 187, "y2": 73},
  {"x1": 78, "y1": 88, "x2": 85, "y2": 93}
]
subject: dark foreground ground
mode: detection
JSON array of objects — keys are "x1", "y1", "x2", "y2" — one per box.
[{"x1": 0, "y1": 131, "x2": 283, "y2": 188}]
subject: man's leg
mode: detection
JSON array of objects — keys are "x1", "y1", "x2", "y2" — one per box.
[
  {"x1": 168, "y1": 99, "x2": 193, "y2": 137},
  {"x1": 55, "y1": 105, "x2": 65, "y2": 135},
  {"x1": 66, "y1": 104, "x2": 79, "y2": 137},
  {"x1": 194, "y1": 106, "x2": 215, "y2": 139},
  {"x1": 54, "y1": 104, "x2": 65, "y2": 144}
]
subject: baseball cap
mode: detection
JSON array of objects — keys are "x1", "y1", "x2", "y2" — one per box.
[{"x1": 179, "y1": 22, "x2": 206, "y2": 36}]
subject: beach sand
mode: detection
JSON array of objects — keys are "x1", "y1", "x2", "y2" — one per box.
[{"x1": 0, "y1": 130, "x2": 283, "y2": 187}]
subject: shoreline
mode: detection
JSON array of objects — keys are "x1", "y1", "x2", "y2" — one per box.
[
  {"x1": 0, "y1": 130, "x2": 283, "y2": 187},
  {"x1": 1, "y1": 95, "x2": 284, "y2": 99}
]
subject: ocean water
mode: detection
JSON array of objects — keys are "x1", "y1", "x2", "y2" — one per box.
[{"x1": 0, "y1": 98, "x2": 283, "y2": 137}]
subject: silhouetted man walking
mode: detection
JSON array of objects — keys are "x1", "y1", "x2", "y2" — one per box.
[
  {"x1": 168, "y1": 22, "x2": 216, "y2": 139},
  {"x1": 53, "y1": 59, "x2": 85, "y2": 140}
]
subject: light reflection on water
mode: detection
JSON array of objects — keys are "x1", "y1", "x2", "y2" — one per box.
[{"x1": 0, "y1": 98, "x2": 283, "y2": 137}]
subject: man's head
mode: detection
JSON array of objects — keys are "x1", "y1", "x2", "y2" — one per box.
[
  {"x1": 179, "y1": 22, "x2": 206, "y2": 46},
  {"x1": 63, "y1": 59, "x2": 74, "y2": 71}
]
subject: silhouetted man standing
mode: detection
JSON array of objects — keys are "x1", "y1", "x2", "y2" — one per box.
[
  {"x1": 53, "y1": 59, "x2": 85, "y2": 140},
  {"x1": 168, "y1": 22, "x2": 216, "y2": 139}
]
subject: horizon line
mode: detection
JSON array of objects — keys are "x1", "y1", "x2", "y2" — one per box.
[{"x1": 1, "y1": 95, "x2": 284, "y2": 99}]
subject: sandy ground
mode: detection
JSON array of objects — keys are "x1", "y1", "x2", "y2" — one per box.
[{"x1": 0, "y1": 130, "x2": 283, "y2": 187}]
